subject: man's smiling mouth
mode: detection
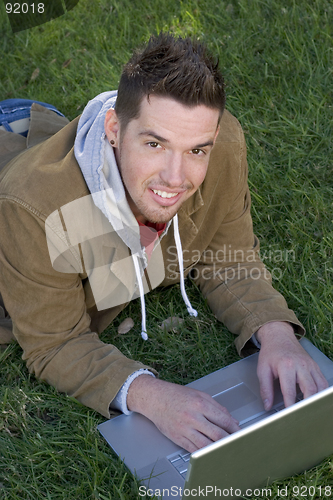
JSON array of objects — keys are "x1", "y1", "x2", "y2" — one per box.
[{"x1": 152, "y1": 189, "x2": 179, "y2": 199}]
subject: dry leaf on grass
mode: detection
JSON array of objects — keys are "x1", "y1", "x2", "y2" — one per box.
[
  {"x1": 30, "y1": 68, "x2": 40, "y2": 81},
  {"x1": 62, "y1": 59, "x2": 72, "y2": 68}
]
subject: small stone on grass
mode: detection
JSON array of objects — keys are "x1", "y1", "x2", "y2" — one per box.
[{"x1": 118, "y1": 318, "x2": 134, "y2": 334}]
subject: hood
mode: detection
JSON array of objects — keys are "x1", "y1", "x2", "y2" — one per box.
[{"x1": 74, "y1": 91, "x2": 144, "y2": 257}]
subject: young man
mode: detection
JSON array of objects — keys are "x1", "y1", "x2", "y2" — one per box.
[{"x1": 0, "y1": 33, "x2": 327, "y2": 453}]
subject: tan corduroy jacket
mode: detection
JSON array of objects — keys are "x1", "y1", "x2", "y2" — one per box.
[{"x1": 0, "y1": 104, "x2": 304, "y2": 417}]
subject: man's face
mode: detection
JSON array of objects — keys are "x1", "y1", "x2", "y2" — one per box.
[{"x1": 105, "y1": 96, "x2": 220, "y2": 224}]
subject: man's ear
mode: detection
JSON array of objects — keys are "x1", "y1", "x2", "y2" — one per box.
[{"x1": 104, "y1": 108, "x2": 120, "y2": 146}]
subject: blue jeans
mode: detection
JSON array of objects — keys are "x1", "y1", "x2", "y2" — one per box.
[{"x1": 0, "y1": 99, "x2": 65, "y2": 137}]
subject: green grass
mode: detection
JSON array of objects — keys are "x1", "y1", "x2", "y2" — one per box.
[{"x1": 0, "y1": 0, "x2": 333, "y2": 498}]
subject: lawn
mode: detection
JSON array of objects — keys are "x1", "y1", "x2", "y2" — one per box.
[{"x1": 0, "y1": 0, "x2": 332, "y2": 498}]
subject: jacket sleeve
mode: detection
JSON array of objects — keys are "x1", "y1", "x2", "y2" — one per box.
[
  {"x1": 0, "y1": 199, "x2": 155, "y2": 417},
  {"x1": 191, "y1": 122, "x2": 304, "y2": 355}
]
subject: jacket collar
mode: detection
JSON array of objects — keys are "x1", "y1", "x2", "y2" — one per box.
[{"x1": 180, "y1": 185, "x2": 204, "y2": 217}]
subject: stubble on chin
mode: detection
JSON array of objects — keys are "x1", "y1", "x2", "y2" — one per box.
[{"x1": 137, "y1": 202, "x2": 177, "y2": 224}]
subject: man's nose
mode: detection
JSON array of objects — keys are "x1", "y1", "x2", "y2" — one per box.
[{"x1": 160, "y1": 153, "x2": 186, "y2": 187}]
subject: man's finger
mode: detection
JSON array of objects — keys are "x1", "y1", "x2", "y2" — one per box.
[
  {"x1": 176, "y1": 434, "x2": 206, "y2": 454},
  {"x1": 189, "y1": 423, "x2": 228, "y2": 449},
  {"x1": 257, "y1": 362, "x2": 275, "y2": 410},
  {"x1": 279, "y1": 367, "x2": 297, "y2": 408},
  {"x1": 311, "y1": 369, "x2": 329, "y2": 392},
  {"x1": 206, "y1": 398, "x2": 239, "y2": 423},
  {"x1": 205, "y1": 410, "x2": 240, "y2": 435},
  {"x1": 192, "y1": 395, "x2": 240, "y2": 436},
  {"x1": 298, "y1": 368, "x2": 329, "y2": 400},
  {"x1": 171, "y1": 411, "x2": 234, "y2": 452}
]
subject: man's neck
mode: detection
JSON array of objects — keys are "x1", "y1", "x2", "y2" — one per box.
[{"x1": 136, "y1": 215, "x2": 148, "y2": 225}]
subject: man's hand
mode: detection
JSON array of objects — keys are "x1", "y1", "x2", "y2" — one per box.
[
  {"x1": 127, "y1": 375, "x2": 240, "y2": 453},
  {"x1": 256, "y1": 321, "x2": 328, "y2": 410}
]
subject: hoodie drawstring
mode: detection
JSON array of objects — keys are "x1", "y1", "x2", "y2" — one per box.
[
  {"x1": 132, "y1": 253, "x2": 148, "y2": 340},
  {"x1": 132, "y1": 213, "x2": 198, "y2": 341},
  {"x1": 173, "y1": 213, "x2": 198, "y2": 318}
]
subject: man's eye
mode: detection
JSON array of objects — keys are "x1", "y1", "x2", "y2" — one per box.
[
  {"x1": 148, "y1": 142, "x2": 160, "y2": 148},
  {"x1": 191, "y1": 148, "x2": 204, "y2": 155}
]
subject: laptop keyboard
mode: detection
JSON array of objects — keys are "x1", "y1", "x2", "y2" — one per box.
[
  {"x1": 168, "y1": 449, "x2": 191, "y2": 478},
  {"x1": 168, "y1": 395, "x2": 303, "y2": 477}
]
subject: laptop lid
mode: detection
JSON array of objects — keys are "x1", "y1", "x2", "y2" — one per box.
[{"x1": 184, "y1": 383, "x2": 333, "y2": 498}]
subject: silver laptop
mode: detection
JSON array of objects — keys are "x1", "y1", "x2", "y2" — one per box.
[{"x1": 98, "y1": 338, "x2": 333, "y2": 498}]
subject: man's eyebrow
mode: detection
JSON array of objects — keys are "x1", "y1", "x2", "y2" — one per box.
[
  {"x1": 139, "y1": 131, "x2": 169, "y2": 143},
  {"x1": 194, "y1": 140, "x2": 215, "y2": 149},
  {"x1": 139, "y1": 130, "x2": 215, "y2": 149}
]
